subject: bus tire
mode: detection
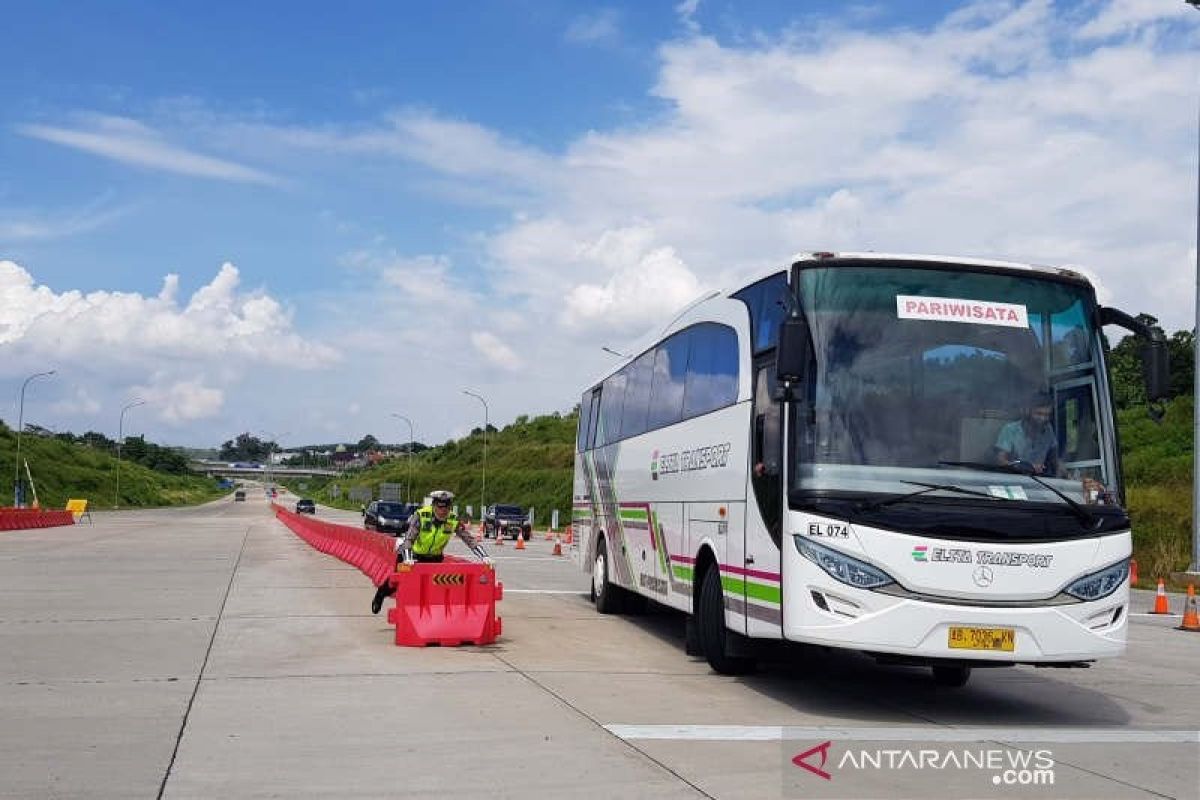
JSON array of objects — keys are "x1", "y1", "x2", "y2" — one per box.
[
  {"x1": 592, "y1": 538, "x2": 622, "y2": 614},
  {"x1": 697, "y1": 565, "x2": 755, "y2": 675},
  {"x1": 932, "y1": 665, "x2": 971, "y2": 687}
]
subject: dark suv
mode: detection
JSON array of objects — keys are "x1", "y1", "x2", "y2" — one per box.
[
  {"x1": 295, "y1": 498, "x2": 316, "y2": 514},
  {"x1": 484, "y1": 504, "x2": 532, "y2": 540},
  {"x1": 364, "y1": 501, "x2": 417, "y2": 535}
]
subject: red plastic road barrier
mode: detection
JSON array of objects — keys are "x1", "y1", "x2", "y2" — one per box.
[
  {"x1": 386, "y1": 555, "x2": 502, "y2": 647},
  {"x1": 272, "y1": 505, "x2": 396, "y2": 586},
  {"x1": 272, "y1": 505, "x2": 503, "y2": 646},
  {"x1": 0, "y1": 508, "x2": 76, "y2": 531}
]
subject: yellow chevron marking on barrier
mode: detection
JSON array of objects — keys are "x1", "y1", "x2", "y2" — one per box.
[{"x1": 432, "y1": 573, "x2": 465, "y2": 586}]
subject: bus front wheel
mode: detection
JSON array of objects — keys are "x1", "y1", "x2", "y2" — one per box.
[
  {"x1": 592, "y1": 539, "x2": 621, "y2": 614},
  {"x1": 697, "y1": 565, "x2": 755, "y2": 675}
]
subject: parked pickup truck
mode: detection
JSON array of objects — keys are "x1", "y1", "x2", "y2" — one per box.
[{"x1": 483, "y1": 504, "x2": 532, "y2": 540}]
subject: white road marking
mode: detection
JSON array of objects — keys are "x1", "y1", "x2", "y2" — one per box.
[
  {"x1": 503, "y1": 589, "x2": 584, "y2": 594},
  {"x1": 489, "y1": 556, "x2": 567, "y2": 562},
  {"x1": 603, "y1": 725, "x2": 1200, "y2": 744}
]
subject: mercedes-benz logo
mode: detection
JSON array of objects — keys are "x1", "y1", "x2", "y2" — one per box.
[{"x1": 973, "y1": 565, "x2": 995, "y2": 587}]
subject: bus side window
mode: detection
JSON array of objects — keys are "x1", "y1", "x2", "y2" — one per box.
[{"x1": 585, "y1": 388, "x2": 602, "y2": 450}]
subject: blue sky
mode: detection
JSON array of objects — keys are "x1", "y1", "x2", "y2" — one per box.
[{"x1": 1, "y1": 1, "x2": 1197, "y2": 448}]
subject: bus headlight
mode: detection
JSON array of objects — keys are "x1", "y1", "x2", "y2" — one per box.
[
  {"x1": 1063, "y1": 560, "x2": 1129, "y2": 602},
  {"x1": 794, "y1": 537, "x2": 895, "y2": 590}
]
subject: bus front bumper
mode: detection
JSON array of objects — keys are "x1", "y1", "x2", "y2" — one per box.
[{"x1": 784, "y1": 588, "x2": 1128, "y2": 663}]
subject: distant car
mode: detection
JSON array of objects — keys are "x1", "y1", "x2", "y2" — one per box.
[
  {"x1": 364, "y1": 501, "x2": 418, "y2": 535},
  {"x1": 484, "y1": 504, "x2": 532, "y2": 540},
  {"x1": 234, "y1": 490, "x2": 246, "y2": 502},
  {"x1": 295, "y1": 498, "x2": 316, "y2": 514}
]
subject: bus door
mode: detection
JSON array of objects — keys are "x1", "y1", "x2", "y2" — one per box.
[{"x1": 746, "y1": 360, "x2": 784, "y2": 636}]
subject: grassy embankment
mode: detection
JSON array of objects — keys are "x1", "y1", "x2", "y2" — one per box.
[
  {"x1": 290, "y1": 403, "x2": 1195, "y2": 587},
  {"x1": 0, "y1": 423, "x2": 225, "y2": 509}
]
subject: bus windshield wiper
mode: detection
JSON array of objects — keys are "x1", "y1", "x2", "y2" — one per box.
[
  {"x1": 938, "y1": 461, "x2": 1100, "y2": 528},
  {"x1": 859, "y1": 480, "x2": 1001, "y2": 512}
]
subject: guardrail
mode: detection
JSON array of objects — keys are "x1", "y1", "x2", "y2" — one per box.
[{"x1": 0, "y1": 508, "x2": 77, "y2": 531}]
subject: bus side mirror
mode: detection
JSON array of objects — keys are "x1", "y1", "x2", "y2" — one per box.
[
  {"x1": 775, "y1": 316, "x2": 810, "y2": 385},
  {"x1": 1097, "y1": 306, "x2": 1171, "y2": 404},
  {"x1": 1142, "y1": 338, "x2": 1169, "y2": 403}
]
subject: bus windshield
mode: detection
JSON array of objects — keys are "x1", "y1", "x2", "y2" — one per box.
[{"x1": 791, "y1": 263, "x2": 1118, "y2": 512}]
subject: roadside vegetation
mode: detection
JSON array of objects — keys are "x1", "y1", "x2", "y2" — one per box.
[
  {"x1": 286, "y1": 412, "x2": 577, "y2": 526},
  {"x1": 0, "y1": 421, "x2": 225, "y2": 509}
]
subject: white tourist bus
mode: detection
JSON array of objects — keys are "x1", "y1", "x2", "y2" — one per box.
[{"x1": 572, "y1": 252, "x2": 1167, "y2": 686}]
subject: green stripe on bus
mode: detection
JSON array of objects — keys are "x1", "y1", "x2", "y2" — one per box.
[
  {"x1": 673, "y1": 565, "x2": 694, "y2": 581},
  {"x1": 619, "y1": 508, "x2": 648, "y2": 520},
  {"x1": 721, "y1": 575, "x2": 782, "y2": 605}
]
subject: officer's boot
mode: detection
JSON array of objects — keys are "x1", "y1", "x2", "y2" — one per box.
[{"x1": 371, "y1": 582, "x2": 394, "y2": 615}]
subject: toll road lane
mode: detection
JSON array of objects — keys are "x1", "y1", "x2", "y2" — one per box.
[{"x1": 1, "y1": 499, "x2": 1197, "y2": 799}]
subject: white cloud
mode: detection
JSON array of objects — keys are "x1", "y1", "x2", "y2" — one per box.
[
  {"x1": 0, "y1": 260, "x2": 338, "y2": 432},
  {"x1": 133, "y1": 377, "x2": 225, "y2": 423},
  {"x1": 470, "y1": 331, "x2": 523, "y2": 371},
  {"x1": 18, "y1": 115, "x2": 278, "y2": 184},
  {"x1": 559, "y1": 227, "x2": 705, "y2": 331},
  {"x1": 0, "y1": 260, "x2": 336, "y2": 366},
  {"x1": 376, "y1": 254, "x2": 455, "y2": 302},
  {"x1": 1076, "y1": 0, "x2": 1194, "y2": 40},
  {"x1": 676, "y1": 0, "x2": 701, "y2": 34},
  {"x1": 50, "y1": 386, "x2": 101, "y2": 416},
  {"x1": 565, "y1": 9, "x2": 621, "y2": 45},
  {"x1": 0, "y1": 202, "x2": 128, "y2": 242}
]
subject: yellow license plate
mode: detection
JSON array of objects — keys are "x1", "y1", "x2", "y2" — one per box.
[{"x1": 948, "y1": 626, "x2": 1015, "y2": 652}]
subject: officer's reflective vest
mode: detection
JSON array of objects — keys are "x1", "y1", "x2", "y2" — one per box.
[{"x1": 411, "y1": 506, "x2": 459, "y2": 556}]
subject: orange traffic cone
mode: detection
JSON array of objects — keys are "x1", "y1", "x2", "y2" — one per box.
[
  {"x1": 494, "y1": 533, "x2": 504, "y2": 547},
  {"x1": 564, "y1": 529, "x2": 574, "y2": 546},
  {"x1": 1129, "y1": 558, "x2": 1138, "y2": 586},
  {"x1": 552, "y1": 536, "x2": 563, "y2": 556},
  {"x1": 545, "y1": 530, "x2": 554, "y2": 541},
  {"x1": 515, "y1": 534, "x2": 525, "y2": 550},
  {"x1": 1179, "y1": 585, "x2": 1200, "y2": 632},
  {"x1": 1151, "y1": 578, "x2": 1170, "y2": 614}
]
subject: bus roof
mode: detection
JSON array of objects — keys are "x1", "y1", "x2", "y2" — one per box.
[
  {"x1": 581, "y1": 251, "x2": 1097, "y2": 391},
  {"x1": 785, "y1": 251, "x2": 1093, "y2": 285}
]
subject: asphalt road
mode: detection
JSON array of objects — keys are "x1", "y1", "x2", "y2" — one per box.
[{"x1": 1, "y1": 491, "x2": 1197, "y2": 799}]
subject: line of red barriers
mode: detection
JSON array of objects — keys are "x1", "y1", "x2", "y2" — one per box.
[
  {"x1": 272, "y1": 505, "x2": 502, "y2": 647},
  {"x1": 0, "y1": 507, "x2": 76, "y2": 531}
]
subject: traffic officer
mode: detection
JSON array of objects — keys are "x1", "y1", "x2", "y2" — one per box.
[{"x1": 371, "y1": 489, "x2": 491, "y2": 614}]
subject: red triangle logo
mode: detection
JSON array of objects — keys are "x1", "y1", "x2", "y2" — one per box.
[{"x1": 792, "y1": 740, "x2": 833, "y2": 780}]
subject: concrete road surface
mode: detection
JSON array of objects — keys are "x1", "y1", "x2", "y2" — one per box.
[{"x1": 1, "y1": 493, "x2": 1197, "y2": 799}]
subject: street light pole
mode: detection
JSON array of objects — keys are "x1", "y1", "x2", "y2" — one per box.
[
  {"x1": 462, "y1": 390, "x2": 488, "y2": 520},
  {"x1": 391, "y1": 413, "x2": 415, "y2": 504},
  {"x1": 13, "y1": 370, "x2": 55, "y2": 507},
  {"x1": 114, "y1": 398, "x2": 145, "y2": 509},
  {"x1": 1188, "y1": 0, "x2": 1200, "y2": 575}
]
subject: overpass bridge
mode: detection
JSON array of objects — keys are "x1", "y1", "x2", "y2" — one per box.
[{"x1": 189, "y1": 461, "x2": 341, "y2": 479}]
